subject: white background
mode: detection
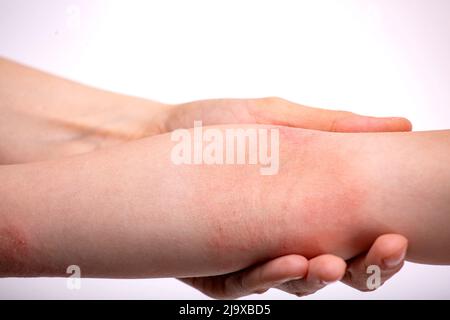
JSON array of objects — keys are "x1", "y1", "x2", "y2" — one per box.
[{"x1": 0, "y1": 0, "x2": 449, "y2": 299}]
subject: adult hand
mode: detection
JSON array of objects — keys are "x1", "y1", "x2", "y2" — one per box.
[
  {"x1": 165, "y1": 97, "x2": 411, "y2": 134},
  {"x1": 180, "y1": 234, "x2": 407, "y2": 298},
  {"x1": 172, "y1": 98, "x2": 410, "y2": 299},
  {"x1": 0, "y1": 59, "x2": 412, "y2": 298}
]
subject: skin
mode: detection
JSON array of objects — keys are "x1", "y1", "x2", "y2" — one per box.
[
  {"x1": 0, "y1": 127, "x2": 449, "y2": 279},
  {"x1": 0, "y1": 57, "x2": 417, "y2": 298}
]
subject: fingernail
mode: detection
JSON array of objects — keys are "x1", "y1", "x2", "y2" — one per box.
[
  {"x1": 383, "y1": 248, "x2": 407, "y2": 269},
  {"x1": 288, "y1": 276, "x2": 303, "y2": 281},
  {"x1": 275, "y1": 276, "x2": 303, "y2": 286},
  {"x1": 320, "y1": 280, "x2": 337, "y2": 285}
]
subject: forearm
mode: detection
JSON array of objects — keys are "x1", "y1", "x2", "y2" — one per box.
[
  {"x1": 0, "y1": 127, "x2": 448, "y2": 278},
  {"x1": 237, "y1": 129, "x2": 450, "y2": 265},
  {"x1": 0, "y1": 57, "x2": 169, "y2": 164},
  {"x1": 0, "y1": 131, "x2": 274, "y2": 278},
  {"x1": 0, "y1": 123, "x2": 390, "y2": 278},
  {"x1": 358, "y1": 130, "x2": 450, "y2": 264},
  {"x1": 0, "y1": 125, "x2": 356, "y2": 278}
]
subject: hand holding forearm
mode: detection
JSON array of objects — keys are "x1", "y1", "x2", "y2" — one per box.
[{"x1": 1, "y1": 127, "x2": 448, "y2": 278}]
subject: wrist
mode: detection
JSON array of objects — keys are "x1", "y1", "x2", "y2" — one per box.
[
  {"x1": 357, "y1": 130, "x2": 450, "y2": 264},
  {"x1": 263, "y1": 129, "x2": 383, "y2": 261}
]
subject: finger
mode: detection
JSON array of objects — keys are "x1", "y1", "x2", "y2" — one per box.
[
  {"x1": 276, "y1": 254, "x2": 347, "y2": 297},
  {"x1": 247, "y1": 97, "x2": 412, "y2": 133},
  {"x1": 180, "y1": 255, "x2": 308, "y2": 299},
  {"x1": 171, "y1": 97, "x2": 412, "y2": 133},
  {"x1": 225, "y1": 255, "x2": 309, "y2": 298},
  {"x1": 341, "y1": 234, "x2": 408, "y2": 291}
]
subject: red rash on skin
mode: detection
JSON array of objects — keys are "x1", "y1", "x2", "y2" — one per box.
[
  {"x1": 0, "y1": 223, "x2": 61, "y2": 277},
  {"x1": 275, "y1": 128, "x2": 374, "y2": 260},
  {"x1": 205, "y1": 128, "x2": 375, "y2": 272},
  {"x1": 291, "y1": 180, "x2": 372, "y2": 259},
  {"x1": 0, "y1": 225, "x2": 29, "y2": 276},
  {"x1": 204, "y1": 202, "x2": 267, "y2": 273}
]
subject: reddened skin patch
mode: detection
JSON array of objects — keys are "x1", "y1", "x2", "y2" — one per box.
[
  {"x1": 0, "y1": 223, "x2": 62, "y2": 277},
  {"x1": 0, "y1": 224, "x2": 28, "y2": 276},
  {"x1": 187, "y1": 127, "x2": 375, "y2": 275},
  {"x1": 274, "y1": 128, "x2": 373, "y2": 260}
]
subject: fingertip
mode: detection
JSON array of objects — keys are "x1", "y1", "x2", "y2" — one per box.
[
  {"x1": 364, "y1": 116, "x2": 413, "y2": 132},
  {"x1": 401, "y1": 118, "x2": 413, "y2": 131},
  {"x1": 309, "y1": 254, "x2": 347, "y2": 283},
  {"x1": 332, "y1": 115, "x2": 413, "y2": 133},
  {"x1": 389, "y1": 117, "x2": 413, "y2": 132},
  {"x1": 367, "y1": 234, "x2": 408, "y2": 269},
  {"x1": 275, "y1": 254, "x2": 309, "y2": 279},
  {"x1": 260, "y1": 255, "x2": 309, "y2": 284}
]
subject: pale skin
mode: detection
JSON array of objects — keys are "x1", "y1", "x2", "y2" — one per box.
[{"x1": 2, "y1": 58, "x2": 448, "y2": 299}]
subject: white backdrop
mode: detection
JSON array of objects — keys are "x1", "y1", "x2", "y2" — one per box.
[{"x1": 0, "y1": 0, "x2": 449, "y2": 299}]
